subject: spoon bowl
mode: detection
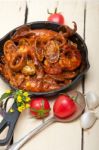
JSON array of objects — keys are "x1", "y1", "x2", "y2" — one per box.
[{"x1": 54, "y1": 90, "x2": 86, "y2": 122}]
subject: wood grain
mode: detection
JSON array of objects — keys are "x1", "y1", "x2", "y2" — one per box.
[
  {"x1": 84, "y1": 1, "x2": 99, "y2": 150},
  {"x1": 0, "y1": 1, "x2": 26, "y2": 149}
]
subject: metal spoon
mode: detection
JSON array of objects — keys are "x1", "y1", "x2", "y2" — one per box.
[{"x1": 8, "y1": 90, "x2": 85, "y2": 150}]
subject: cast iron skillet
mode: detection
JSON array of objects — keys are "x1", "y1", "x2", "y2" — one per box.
[{"x1": 0, "y1": 21, "x2": 90, "y2": 146}]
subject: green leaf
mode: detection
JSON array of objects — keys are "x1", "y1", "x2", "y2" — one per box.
[
  {"x1": 0, "y1": 92, "x2": 12, "y2": 101},
  {"x1": 17, "y1": 102, "x2": 22, "y2": 107},
  {"x1": 22, "y1": 96, "x2": 26, "y2": 102}
]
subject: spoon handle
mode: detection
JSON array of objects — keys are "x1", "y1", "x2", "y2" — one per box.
[{"x1": 8, "y1": 116, "x2": 55, "y2": 150}]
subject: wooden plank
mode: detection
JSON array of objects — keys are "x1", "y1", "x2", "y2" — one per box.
[
  {"x1": 13, "y1": 0, "x2": 85, "y2": 150},
  {"x1": 83, "y1": 1, "x2": 99, "y2": 150},
  {"x1": 0, "y1": 0, "x2": 26, "y2": 149},
  {"x1": 0, "y1": 0, "x2": 26, "y2": 38}
]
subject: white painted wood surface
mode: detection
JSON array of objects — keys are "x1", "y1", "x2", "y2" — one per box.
[
  {"x1": 0, "y1": 1, "x2": 26, "y2": 149},
  {"x1": 84, "y1": 1, "x2": 99, "y2": 150},
  {"x1": 0, "y1": 0, "x2": 99, "y2": 150}
]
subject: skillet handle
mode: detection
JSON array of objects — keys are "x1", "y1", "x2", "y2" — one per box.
[{"x1": 0, "y1": 103, "x2": 20, "y2": 146}]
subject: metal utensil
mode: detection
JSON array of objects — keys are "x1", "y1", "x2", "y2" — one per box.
[{"x1": 8, "y1": 91, "x2": 85, "y2": 150}]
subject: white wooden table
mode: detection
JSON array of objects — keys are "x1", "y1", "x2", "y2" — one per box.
[{"x1": 0, "y1": 0, "x2": 99, "y2": 150}]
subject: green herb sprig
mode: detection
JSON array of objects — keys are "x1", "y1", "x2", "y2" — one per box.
[{"x1": 0, "y1": 89, "x2": 31, "y2": 112}]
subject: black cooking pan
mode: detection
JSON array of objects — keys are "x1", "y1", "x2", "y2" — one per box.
[{"x1": 0, "y1": 21, "x2": 90, "y2": 146}]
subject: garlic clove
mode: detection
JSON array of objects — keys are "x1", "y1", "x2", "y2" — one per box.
[
  {"x1": 80, "y1": 111, "x2": 97, "y2": 130},
  {"x1": 86, "y1": 92, "x2": 99, "y2": 110}
]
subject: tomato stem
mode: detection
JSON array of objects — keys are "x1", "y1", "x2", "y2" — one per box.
[
  {"x1": 54, "y1": 7, "x2": 58, "y2": 13},
  {"x1": 71, "y1": 93, "x2": 78, "y2": 102},
  {"x1": 47, "y1": 9, "x2": 52, "y2": 15},
  {"x1": 47, "y1": 8, "x2": 60, "y2": 15}
]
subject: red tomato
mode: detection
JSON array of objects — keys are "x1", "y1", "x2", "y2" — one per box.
[
  {"x1": 30, "y1": 97, "x2": 50, "y2": 119},
  {"x1": 47, "y1": 8, "x2": 64, "y2": 25},
  {"x1": 48, "y1": 13, "x2": 64, "y2": 25},
  {"x1": 53, "y1": 94, "x2": 76, "y2": 118}
]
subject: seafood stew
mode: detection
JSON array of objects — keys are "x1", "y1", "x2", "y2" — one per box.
[{"x1": 0, "y1": 21, "x2": 89, "y2": 95}]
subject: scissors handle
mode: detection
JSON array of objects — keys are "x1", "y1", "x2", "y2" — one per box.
[{"x1": 0, "y1": 103, "x2": 20, "y2": 146}]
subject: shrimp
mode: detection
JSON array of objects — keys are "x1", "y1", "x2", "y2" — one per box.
[
  {"x1": 59, "y1": 49, "x2": 81, "y2": 71},
  {"x1": 44, "y1": 60, "x2": 62, "y2": 75}
]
